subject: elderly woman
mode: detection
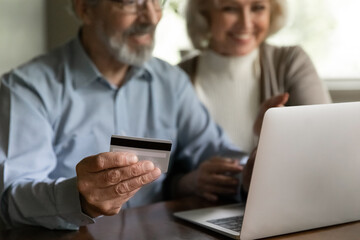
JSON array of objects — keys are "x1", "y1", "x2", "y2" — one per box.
[{"x1": 176, "y1": 0, "x2": 331, "y2": 201}]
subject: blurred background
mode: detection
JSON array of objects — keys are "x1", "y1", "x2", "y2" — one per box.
[{"x1": 1, "y1": 0, "x2": 359, "y2": 102}]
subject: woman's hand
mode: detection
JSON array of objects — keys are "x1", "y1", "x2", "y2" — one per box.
[
  {"x1": 177, "y1": 157, "x2": 243, "y2": 202},
  {"x1": 253, "y1": 93, "x2": 289, "y2": 137},
  {"x1": 242, "y1": 147, "x2": 257, "y2": 193}
]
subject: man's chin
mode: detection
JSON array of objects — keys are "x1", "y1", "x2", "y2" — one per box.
[
  {"x1": 108, "y1": 35, "x2": 154, "y2": 66},
  {"x1": 116, "y1": 46, "x2": 153, "y2": 66}
]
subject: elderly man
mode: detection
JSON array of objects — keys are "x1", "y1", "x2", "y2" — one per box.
[{"x1": 0, "y1": 0, "x2": 248, "y2": 230}]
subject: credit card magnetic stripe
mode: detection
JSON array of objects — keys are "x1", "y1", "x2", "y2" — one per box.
[{"x1": 110, "y1": 137, "x2": 172, "y2": 151}]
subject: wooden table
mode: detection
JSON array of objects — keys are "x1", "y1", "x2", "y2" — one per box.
[{"x1": 1, "y1": 197, "x2": 359, "y2": 240}]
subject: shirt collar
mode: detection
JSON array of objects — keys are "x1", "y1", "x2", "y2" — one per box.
[
  {"x1": 125, "y1": 62, "x2": 154, "y2": 83},
  {"x1": 69, "y1": 35, "x2": 155, "y2": 90}
]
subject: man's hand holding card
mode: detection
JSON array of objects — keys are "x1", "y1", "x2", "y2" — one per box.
[{"x1": 75, "y1": 135, "x2": 171, "y2": 218}]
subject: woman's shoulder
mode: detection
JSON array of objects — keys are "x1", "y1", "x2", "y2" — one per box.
[
  {"x1": 261, "y1": 43, "x2": 309, "y2": 62},
  {"x1": 177, "y1": 52, "x2": 201, "y2": 81}
]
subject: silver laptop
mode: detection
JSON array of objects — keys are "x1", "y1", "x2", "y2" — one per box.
[{"x1": 174, "y1": 101, "x2": 360, "y2": 240}]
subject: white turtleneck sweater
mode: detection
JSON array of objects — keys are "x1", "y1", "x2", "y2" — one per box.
[{"x1": 194, "y1": 49, "x2": 261, "y2": 152}]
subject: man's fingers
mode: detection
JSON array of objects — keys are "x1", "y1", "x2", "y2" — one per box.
[
  {"x1": 78, "y1": 152, "x2": 139, "y2": 173},
  {"x1": 112, "y1": 168, "x2": 161, "y2": 196},
  {"x1": 77, "y1": 154, "x2": 162, "y2": 218},
  {"x1": 95, "y1": 160, "x2": 156, "y2": 188},
  {"x1": 92, "y1": 168, "x2": 162, "y2": 201}
]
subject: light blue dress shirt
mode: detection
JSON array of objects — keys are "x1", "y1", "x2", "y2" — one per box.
[{"x1": 0, "y1": 37, "x2": 243, "y2": 230}]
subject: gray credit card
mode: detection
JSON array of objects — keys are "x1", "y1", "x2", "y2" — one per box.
[{"x1": 110, "y1": 135, "x2": 172, "y2": 173}]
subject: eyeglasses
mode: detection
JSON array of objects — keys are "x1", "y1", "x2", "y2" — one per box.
[{"x1": 108, "y1": 0, "x2": 167, "y2": 14}]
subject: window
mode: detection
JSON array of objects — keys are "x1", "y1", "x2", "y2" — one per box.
[
  {"x1": 268, "y1": 0, "x2": 360, "y2": 80},
  {"x1": 153, "y1": 0, "x2": 191, "y2": 65},
  {"x1": 154, "y1": 0, "x2": 360, "y2": 81}
]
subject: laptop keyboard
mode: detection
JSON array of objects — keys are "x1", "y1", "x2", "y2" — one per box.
[{"x1": 207, "y1": 215, "x2": 243, "y2": 232}]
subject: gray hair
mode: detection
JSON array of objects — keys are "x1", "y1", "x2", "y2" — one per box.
[{"x1": 185, "y1": 0, "x2": 288, "y2": 50}]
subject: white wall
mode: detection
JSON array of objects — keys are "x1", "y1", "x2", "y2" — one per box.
[{"x1": 0, "y1": 0, "x2": 46, "y2": 75}]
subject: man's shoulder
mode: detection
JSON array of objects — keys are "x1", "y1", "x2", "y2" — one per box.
[
  {"x1": 6, "y1": 41, "x2": 72, "y2": 83},
  {"x1": 1, "y1": 40, "x2": 76, "y2": 104},
  {"x1": 141, "y1": 57, "x2": 193, "y2": 97},
  {"x1": 146, "y1": 57, "x2": 190, "y2": 83},
  {"x1": 147, "y1": 57, "x2": 183, "y2": 73}
]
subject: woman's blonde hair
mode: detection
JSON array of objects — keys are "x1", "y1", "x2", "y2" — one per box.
[{"x1": 185, "y1": 0, "x2": 288, "y2": 50}]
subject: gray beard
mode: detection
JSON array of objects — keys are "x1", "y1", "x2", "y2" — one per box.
[
  {"x1": 96, "y1": 23, "x2": 155, "y2": 66},
  {"x1": 108, "y1": 35, "x2": 154, "y2": 66}
]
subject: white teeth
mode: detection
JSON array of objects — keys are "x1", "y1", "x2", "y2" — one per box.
[{"x1": 234, "y1": 34, "x2": 251, "y2": 40}]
